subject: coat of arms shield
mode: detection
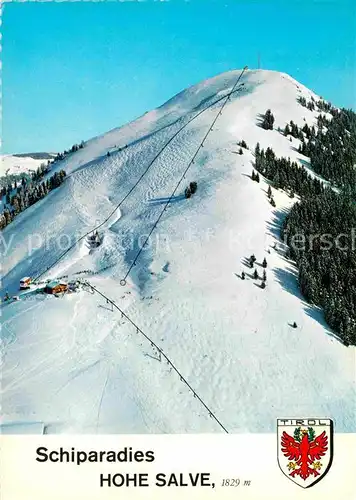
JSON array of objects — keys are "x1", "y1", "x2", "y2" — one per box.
[{"x1": 277, "y1": 418, "x2": 333, "y2": 488}]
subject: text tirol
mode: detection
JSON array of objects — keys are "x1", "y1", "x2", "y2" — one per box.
[{"x1": 100, "y1": 472, "x2": 214, "y2": 488}]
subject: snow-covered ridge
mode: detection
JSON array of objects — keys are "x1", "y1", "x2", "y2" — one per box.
[
  {"x1": 1, "y1": 69, "x2": 354, "y2": 435},
  {"x1": 0, "y1": 153, "x2": 56, "y2": 177}
]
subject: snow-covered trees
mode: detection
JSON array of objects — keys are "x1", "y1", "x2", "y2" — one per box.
[
  {"x1": 12, "y1": 196, "x2": 20, "y2": 216},
  {"x1": 283, "y1": 190, "x2": 356, "y2": 345},
  {"x1": 3, "y1": 209, "x2": 12, "y2": 226},
  {"x1": 297, "y1": 95, "x2": 316, "y2": 111},
  {"x1": 256, "y1": 105, "x2": 356, "y2": 344},
  {"x1": 50, "y1": 141, "x2": 84, "y2": 167},
  {"x1": 284, "y1": 124, "x2": 291, "y2": 136},
  {"x1": 255, "y1": 145, "x2": 325, "y2": 197},
  {"x1": 0, "y1": 169, "x2": 67, "y2": 230},
  {"x1": 0, "y1": 212, "x2": 7, "y2": 230},
  {"x1": 255, "y1": 142, "x2": 260, "y2": 156}
]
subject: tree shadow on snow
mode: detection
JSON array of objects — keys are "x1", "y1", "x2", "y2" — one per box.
[
  {"x1": 273, "y1": 266, "x2": 344, "y2": 344},
  {"x1": 241, "y1": 256, "x2": 253, "y2": 268},
  {"x1": 148, "y1": 194, "x2": 185, "y2": 205},
  {"x1": 246, "y1": 272, "x2": 258, "y2": 280},
  {"x1": 254, "y1": 261, "x2": 265, "y2": 268},
  {"x1": 234, "y1": 272, "x2": 254, "y2": 280},
  {"x1": 299, "y1": 158, "x2": 311, "y2": 169},
  {"x1": 273, "y1": 266, "x2": 306, "y2": 303},
  {"x1": 266, "y1": 207, "x2": 289, "y2": 240},
  {"x1": 256, "y1": 113, "x2": 265, "y2": 129}
]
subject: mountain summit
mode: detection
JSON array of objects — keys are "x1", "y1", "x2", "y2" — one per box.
[{"x1": 1, "y1": 69, "x2": 355, "y2": 434}]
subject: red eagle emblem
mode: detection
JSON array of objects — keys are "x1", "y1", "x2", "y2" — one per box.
[{"x1": 281, "y1": 427, "x2": 328, "y2": 480}]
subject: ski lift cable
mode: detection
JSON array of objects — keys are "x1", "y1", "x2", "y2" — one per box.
[{"x1": 86, "y1": 281, "x2": 229, "y2": 434}]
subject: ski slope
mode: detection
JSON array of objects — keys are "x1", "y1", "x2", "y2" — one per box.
[{"x1": 1, "y1": 69, "x2": 355, "y2": 434}]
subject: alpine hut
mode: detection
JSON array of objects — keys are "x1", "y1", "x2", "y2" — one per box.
[
  {"x1": 44, "y1": 280, "x2": 68, "y2": 295},
  {"x1": 19, "y1": 277, "x2": 31, "y2": 290}
]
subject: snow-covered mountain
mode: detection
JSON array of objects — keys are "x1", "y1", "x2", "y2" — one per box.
[
  {"x1": 1, "y1": 69, "x2": 355, "y2": 434},
  {"x1": 0, "y1": 153, "x2": 55, "y2": 177}
]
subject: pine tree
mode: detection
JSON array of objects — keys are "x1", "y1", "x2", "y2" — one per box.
[
  {"x1": 38, "y1": 184, "x2": 45, "y2": 200},
  {"x1": 262, "y1": 270, "x2": 267, "y2": 281},
  {"x1": 253, "y1": 269, "x2": 259, "y2": 280},
  {"x1": 0, "y1": 213, "x2": 6, "y2": 230},
  {"x1": 241, "y1": 271, "x2": 245, "y2": 280},
  {"x1": 267, "y1": 185, "x2": 272, "y2": 198},
  {"x1": 4, "y1": 209, "x2": 12, "y2": 226},
  {"x1": 262, "y1": 257, "x2": 267, "y2": 268},
  {"x1": 261, "y1": 109, "x2": 275, "y2": 130},
  {"x1": 298, "y1": 96, "x2": 307, "y2": 107}
]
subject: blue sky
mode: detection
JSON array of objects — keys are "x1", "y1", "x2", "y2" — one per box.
[{"x1": 2, "y1": 0, "x2": 356, "y2": 154}]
